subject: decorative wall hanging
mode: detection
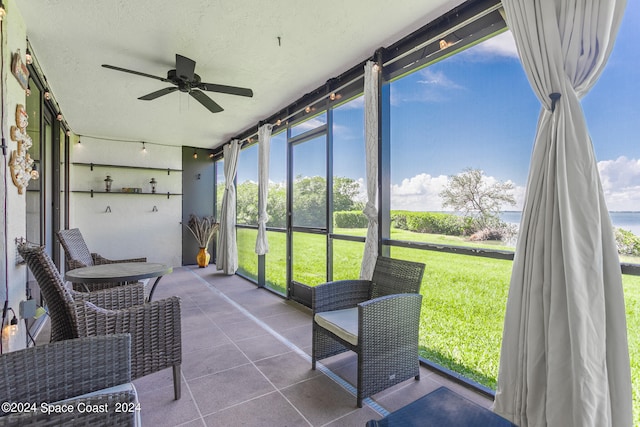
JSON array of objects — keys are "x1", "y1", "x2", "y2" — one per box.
[
  {"x1": 11, "y1": 50, "x2": 29, "y2": 90},
  {"x1": 9, "y1": 104, "x2": 38, "y2": 194}
]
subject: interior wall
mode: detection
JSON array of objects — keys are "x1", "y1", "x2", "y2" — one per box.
[
  {"x1": 69, "y1": 137, "x2": 182, "y2": 267},
  {"x1": 2, "y1": 0, "x2": 29, "y2": 351}
]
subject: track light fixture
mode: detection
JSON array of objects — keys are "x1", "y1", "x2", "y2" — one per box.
[{"x1": 25, "y1": 48, "x2": 32, "y2": 65}]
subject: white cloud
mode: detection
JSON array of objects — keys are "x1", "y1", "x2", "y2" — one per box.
[
  {"x1": 391, "y1": 173, "x2": 449, "y2": 211},
  {"x1": 335, "y1": 96, "x2": 364, "y2": 110},
  {"x1": 293, "y1": 117, "x2": 326, "y2": 133},
  {"x1": 472, "y1": 31, "x2": 519, "y2": 59},
  {"x1": 416, "y1": 68, "x2": 463, "y2": 90},
  {"x1": 391, "y1": 68, "x2": 464, "y2": 106},
  {"x1": 598, "y1": 156, "x2": 640, "y2": 211},
  {"x1": 388, "y1": 157, "x2": 640, "y2": 214},
  {"x1": 391, "y1": 172, "x2": 526, "y2": 212}
]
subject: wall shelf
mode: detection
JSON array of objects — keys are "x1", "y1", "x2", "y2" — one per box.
[
  {"x1": 72, "y1": 162, "x2": 182, "y2": 175},
  {"x1": 72, "y1": 190, "x2": 182, "y2": 199}
]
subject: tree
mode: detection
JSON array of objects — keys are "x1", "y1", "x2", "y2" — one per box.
[
  {"x1": 333, "y1": 176, "x2": 362, "y2": 212},
  {"x1": 266, "y1": 183, "x2": 286, "y2": 228},
  {"x1": 236, "y1": 175, "x2": 362, "y2": 229},
  {"x1": 439, "y1": 168, "x2": 516, "y2": 229},
  {"x1": 236, "y1": 181, "x2": 259, "y2": 224},
  {"x1": 293, "y1": 175, "x2": 326, "y2": 227}
]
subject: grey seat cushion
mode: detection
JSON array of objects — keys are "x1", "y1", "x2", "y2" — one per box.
[{"x1": 315, "y1": 307, "x2": 359, "y2": 346}]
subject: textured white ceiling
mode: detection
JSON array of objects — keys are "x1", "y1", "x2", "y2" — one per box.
[{"x1": 17, "y1": 0, "x2": 461, "y2": 149}]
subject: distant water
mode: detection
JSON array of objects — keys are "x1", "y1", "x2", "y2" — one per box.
[{"x1": 501, "y1": 211, "x2": 640, "y2": 236}]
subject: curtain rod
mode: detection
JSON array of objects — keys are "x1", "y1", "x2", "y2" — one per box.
[{"x1": 383, "y1": 3, "x2": 503, "y2": 68}]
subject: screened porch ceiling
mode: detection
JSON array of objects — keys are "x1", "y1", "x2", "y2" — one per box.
[{"x1": 18, "y1": 0, "x2": 466, "y2": 150}]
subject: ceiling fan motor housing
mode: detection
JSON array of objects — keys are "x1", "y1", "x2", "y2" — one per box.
[{"x1": 168, "y1": 69, "x2": 201, "y2": 92}]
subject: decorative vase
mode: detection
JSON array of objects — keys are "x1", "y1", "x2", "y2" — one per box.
[{"x1": 196, "y1": 247, "x2": 210, "y2": 268}]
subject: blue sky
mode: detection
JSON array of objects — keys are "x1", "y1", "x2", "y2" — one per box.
[
  {"x1": 390, "y1": 3, "x2": 640, "y2": 212},
  {"x1": 238, "y1": 3, "x2": 640, "y2": 212}
]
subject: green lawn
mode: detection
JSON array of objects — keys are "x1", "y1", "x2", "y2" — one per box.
[{"x1": 237, "y1": 227, "x2": 640, "y2": 425}]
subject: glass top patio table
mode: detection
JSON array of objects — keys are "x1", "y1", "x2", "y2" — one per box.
[{"x1": 64, "y1": 262, "x2": 172, "y2": 301}]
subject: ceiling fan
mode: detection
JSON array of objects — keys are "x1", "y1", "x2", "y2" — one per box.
[{"x1": 101, "y1": 54, "x2": 253, "y2": 113}]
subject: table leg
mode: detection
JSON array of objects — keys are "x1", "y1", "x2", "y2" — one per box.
[{"x1": 147, "y1": 276, "x2": 164, "y2": 302}]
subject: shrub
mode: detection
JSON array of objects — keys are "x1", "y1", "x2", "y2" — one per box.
[
  {"x1": 467, "y1": 218, "x2": 517, "y2": 242},
  {"x1": 334, "y1": 210, "x2": 368, "y2": 228},
  {"x1": 616, "y1": 228, "x2": 640, "y2": 256},
  {"x1": 391, "y1": 211, "x2": 466, "y2": 236},
  {"x1": 391, "y1": 211, "x2": 410, "y2": 230},
  {"x1": 469, "y1": 228, "x2": 507, "y2": 241}
]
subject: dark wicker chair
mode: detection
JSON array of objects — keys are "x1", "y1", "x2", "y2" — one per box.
[
  {"x1": 57, "y1": 228, "x2": 147, "y2": 291},
  {"x1": 312, "y1": 256, "x2": 425, "y2": 407},
  {"x1": 0, "y1": 335, "x2": 139, "y2": 426},
  {"x1": 18, "y1": 242, "x2": 182, "y2": 401}
]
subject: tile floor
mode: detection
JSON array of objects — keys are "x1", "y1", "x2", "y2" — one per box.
[{"x1": 40, "y1": 265, "x2": 495, "y2": 426}]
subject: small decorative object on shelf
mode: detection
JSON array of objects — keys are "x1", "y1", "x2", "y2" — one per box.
[
  {"x1": 104, "y1": 175, "x2": 113, "y2": 192},
  {"x1": 121, "y1": 187, "x2": 142, "y2": 193},
  {"x1": 150, "y1": 177, "x2": 157, "y2": 193},
  {"x1": 186, "y1": 215, "x2": 219, "y2": 268}
]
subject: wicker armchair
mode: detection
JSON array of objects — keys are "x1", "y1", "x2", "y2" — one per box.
[
  {"x1": 0, "y1": 335, "x2": 139, "y2": 426},
  {"x1": 57, "y1": 228, "x2": 147, "y2": 291},
  {"x1": 312, "y1": 256, "x2": 425, "y2": 407},
  {"x1": 18, "y1": 242, "x2": 182, "y2": 401}
]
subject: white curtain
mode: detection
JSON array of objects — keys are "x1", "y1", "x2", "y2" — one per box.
[
  {"x1": 255, "y1": 124, "x2": 273, "y2": 255},
  {"x1": 217, "y1": 139, "x2": 241, "y2": 275},
  {"x1": 494, "y1": 2, "x2": 631, "y2": 426},
  {"x1": 360, "y1": 60, "x2": 379, "y2": 280}
]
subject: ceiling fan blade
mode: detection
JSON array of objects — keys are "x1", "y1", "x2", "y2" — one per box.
[
  {"x1": 198, "y1": 82, "x2": 253, "y2": 98},
  {"x1": 175, "y1": 54, "x2": 196, "y2": 81},
  {"x1": 102, "y1": 64, "x2": 169, "y2": 82},
  {"x1": 138, "y1": 86, "x2": 179, "y2": 100},
  {"x1": 190, "y1": 90, "x2": 224, "y2": 113}
]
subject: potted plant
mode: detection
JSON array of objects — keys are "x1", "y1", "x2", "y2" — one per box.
[{"x1": 186, "y1": 215, "x2": 219, "y2": 268}]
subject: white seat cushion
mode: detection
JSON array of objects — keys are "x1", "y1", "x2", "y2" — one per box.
[{"x1": 315, "y1": 307, "x2": 359, "y2": 346}]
